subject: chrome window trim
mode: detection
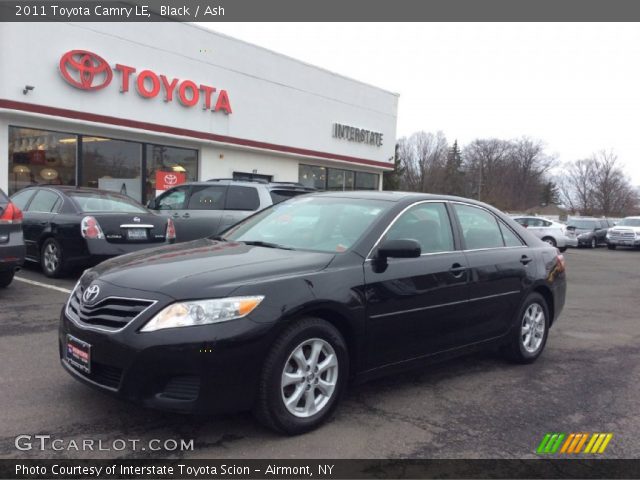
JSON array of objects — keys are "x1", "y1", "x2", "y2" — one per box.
[
  {"x1": 450, "y1": 200, "x2": 529, "y2": 251},
  {"x1": 365, "y1": 200, "x2": 456, "y2": 260},
  {"x1": 65, "y1": 283, "x2": 158, "y2": 334}
]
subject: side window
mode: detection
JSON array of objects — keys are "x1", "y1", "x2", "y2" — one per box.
[
  {"x1": 541, "y1": 220, "x2": 552, "y2": 227},
  {"x1": 454, "y1": 204, "x2": 505, "y2": 250},
  {"x1": 10, "y1": 189, "x2": 35, "y2": 210},
  {"x1": 156, "y1": 186, "x2": 189, "y2": 210},
  {"x1": 513, "y1": 218, "x2": 527, "y2": 227},
  {"x1": 27, "y1": 190, "x2": 60, "y2": 213},
  {"x1": 384, "y1": 202, "x2": 454, "y2": 254},
  {"x1": 225, "y1": 186, "x2": 260, "y2": 211},
  {"x1": 499, "y1": 222, "x2": 525, "y2": 247},
  {"x1": 187, "y1": 185, "x2": 227, "y2": 210}
]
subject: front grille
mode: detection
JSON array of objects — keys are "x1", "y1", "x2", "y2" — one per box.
[
  {"x1": 67, "y1": 286, "x2": 155, "y2": 331},
  {"x1": 159, "y1": 376, "x2": 201, "y2": 401},
  {"x1": 69, "y1": 360, "x2": 123, "y2": 390},
  {"x1": 609, "y1": 230, "x2": 635, "y2": 240}
]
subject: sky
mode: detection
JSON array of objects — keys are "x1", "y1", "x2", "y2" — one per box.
[{"x1": 197, "y1": 23, "x2": 640, "y2": 184}]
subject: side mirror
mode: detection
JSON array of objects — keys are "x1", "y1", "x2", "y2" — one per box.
[{"x1": 373, "y1": 239, "x2": 421, "y2": 272}]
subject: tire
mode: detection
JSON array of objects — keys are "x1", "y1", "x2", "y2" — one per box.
[
  {"x1": 542, "y1": 237, "x2": 557, "y2": 248},
  {"x1": 608, "y1": 245, "x2": 616, "y2": 250},
  {"x1": 0, "y1": 270, "x2": 15, "y2": 288},
  {"x1": 40, "y1": 238, "x2": 66, "y2": 278},
  {"x1": 254, "y1": 317, "x2": 348, "y2": 435},
  {"x1": 558, "y1": 246, "x2": 567, "y2": 253},
  {"x1": 590, "y1": 237, "x2": 597, "y2": 249},
  {"x1": 502, "y1": 293, "x2": 549, "y2": 364}
]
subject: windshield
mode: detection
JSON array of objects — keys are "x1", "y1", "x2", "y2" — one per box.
[
  {"x1": 568, "y1": 219, "x2": 597, "y2": 229},
  {"x1": 71, "y1": 192, "x2": 147, "y2": 213},
  {"x1": 619, "y1": 218, "x2": 640, "y2": 227},
  {"x1": 222, "y1": 196, "x2": 391, "y2": 253}
]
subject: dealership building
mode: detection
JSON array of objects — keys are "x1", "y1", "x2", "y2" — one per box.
[{"x1": 0, "y1": 23, "x2": 398, "y2": 203}]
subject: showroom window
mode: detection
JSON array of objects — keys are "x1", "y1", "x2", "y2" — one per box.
[
  {"x1": 8, "y1": 126, "x2": 198, "y2": 203},
  {"x1": 298, "y1": 164, "x2": 379, "y2": 191},
  {"x1": 8, "y1": 127, "x2": 77, "y2": 195}
]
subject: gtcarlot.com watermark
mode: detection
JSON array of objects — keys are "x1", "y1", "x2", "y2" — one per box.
[{"x1": 15, "y1": 434, "x2": 194, "y2": 452}]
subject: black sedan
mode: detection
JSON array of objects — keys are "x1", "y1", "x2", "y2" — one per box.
[
  {"x1": 0, "y1": 188, "x2": 25, "y2": 287},
  {"x1": 11, "y1": 186, "x2": 175, "y2": 277},
  {"x1": 59, "y1": 192, "x2": 566, "y2": 434}
]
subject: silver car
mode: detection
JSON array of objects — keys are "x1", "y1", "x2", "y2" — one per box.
[{"x1": 511, "y1": 216, "x2": 573, "y2": 251}]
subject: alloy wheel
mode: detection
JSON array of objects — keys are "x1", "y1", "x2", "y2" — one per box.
[
  {"x1": 43, "y1": 242, "x2": 60, "y2": 274},
  {"x1": 521, "y1": 303, "x2": 545, "y2": 353},
  {"x1": 281, "y1": 338, "x2": 338, "y2": 418}
]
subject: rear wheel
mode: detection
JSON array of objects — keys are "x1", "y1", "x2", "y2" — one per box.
[
  {"x1": 542, "y1": 237, "x2": 557, "y2": 248},
  {"x1": 503, "y1": 293, "x2": 549, "y2": 364},
  {"x1": 254, "y1": 317, "x2": 348, "y2": 435},
  {"x1": 41, "y1": 238, "x2": 66, "y2": 278},
  {"x1": 0, "y1": 270, "x2": 15, "y2": 288}
]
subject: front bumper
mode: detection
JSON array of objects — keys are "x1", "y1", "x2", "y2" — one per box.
[
  {"x1": 58, "y1": 307, "x2": 276, "y2": 414},
  {"x1": 606, "y1": 237, "x2": 640, "y2": 247}
]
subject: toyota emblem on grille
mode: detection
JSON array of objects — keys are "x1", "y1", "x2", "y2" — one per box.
[
  {"x1": 133, "y1": 217, "x2": 141, "y2": 223},
  {"x1": 82, "y1": 284, "x2": 100, "y2": 304}
]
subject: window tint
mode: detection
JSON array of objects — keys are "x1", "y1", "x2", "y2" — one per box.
[
  {"x1": 225, "y1": 186, "x2": 260, "y2": 211},
  {"x1": 385, "y1": 202, "x2": 454, "y2": 254},
  {"x1": 499, "y1": 222, "x2": 524, "y2": 247},
  {"x1": 10, "y1": 189, "x2": 35, "y2": 210},
  {"x1": 454, "y1": 204, "x2": 504, "y2": 250},
  {"x1": 187, "y1": 185, "x2": 227, "y2": 210},
  {"x1": 27, "y1": 190, "x2": 60, "y2": 213},
  {"x1": 155, "y1": 186, "x2": 188, "y2": 210},
  {"x1": 269, "y1": 190, "x2": 308, "y2": 205}
]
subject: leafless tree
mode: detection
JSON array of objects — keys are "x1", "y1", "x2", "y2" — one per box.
[{"x1": 397, "y1": 131, "x2": 449, "y2": 192}]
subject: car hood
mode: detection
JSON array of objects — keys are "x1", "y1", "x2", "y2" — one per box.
[
  {"x1": 609, "y1": 226, "x2": 640, "y2": 233},
  {"x1": 85, "y1": 239, "x2": 336, "y2": 299}
]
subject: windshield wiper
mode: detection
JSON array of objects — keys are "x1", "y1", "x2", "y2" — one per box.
[{"x1": 241, "y1": 240, "x2": 295, "y2": 250}]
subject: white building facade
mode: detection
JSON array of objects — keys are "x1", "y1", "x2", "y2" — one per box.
[{"x1": 0, "y1": 22, "x2": 398, "y2": 203}]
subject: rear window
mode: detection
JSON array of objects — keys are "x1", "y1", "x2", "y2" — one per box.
[
  {"x1": 269, "y1": 189, "x2": 309, "y2": 205},
  {"x1": 569, "y1": 219, "x2": 597, "y2": 229},
  {"x1": 225, "y1": 186, "x2": 260, "y2": 211},
  {"x1": 71, "y1": 192, "x2": 147, "y2": 213}
]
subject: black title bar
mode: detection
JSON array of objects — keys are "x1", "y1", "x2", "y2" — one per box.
[
  {"x1": 4, "y1": 0, "x2": 640, "y2": 21},
  {"x1": 2, "y1": 459, "x2": 640, "y2": 479}
]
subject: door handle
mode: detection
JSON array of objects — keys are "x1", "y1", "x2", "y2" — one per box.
[
  {"x1": 449, "y1": 263, "x2": 466, "y2": 278},
  {"x1": 520, "y1": 255, "x2": 533, "y2": 265},
  {"x1": 182, "y1": 213, "x2": 190, "y2": 219},
  {"x1": 172, "y1": 213, "x2": 180, "y2": 218}
]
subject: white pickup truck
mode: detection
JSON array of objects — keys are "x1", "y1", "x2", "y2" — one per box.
[{"x1": 606, "y1": 216, "x2": 640, "y2": 249}]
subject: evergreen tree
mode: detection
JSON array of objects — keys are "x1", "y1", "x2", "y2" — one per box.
[
  {"x1": 540, "y1": 181, "x2": 560, "y2": 205},
  {"x1": 444, "y1": 139, "x2": 464, "y2": 195},
  {"x1": 383, "y1": 143, "x2": 405, "y2": 191}
]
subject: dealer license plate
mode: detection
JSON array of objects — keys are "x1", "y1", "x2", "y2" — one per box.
[
  {"x1": 126, "y1": 228, "x2": 148, "y2": 241},
  {"x1": 66, "y1": 335, "x2": 91, "y2": 373}
]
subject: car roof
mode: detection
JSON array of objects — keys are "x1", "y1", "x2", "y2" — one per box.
[{"x1": 305, "y1": 190, "x2": 497, "y2": 206}]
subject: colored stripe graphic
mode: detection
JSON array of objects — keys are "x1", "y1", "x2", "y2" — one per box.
[{"x1": 538, "y1": 433, "x2": 613, "y2": 454}]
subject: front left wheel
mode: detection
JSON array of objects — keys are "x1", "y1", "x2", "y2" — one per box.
[
  {"x1": 254, "y1": 317, "x2": 348, "y2": 435},
  {"x1": 0, "y1": 270, "x2": 15, "y2": 288}
]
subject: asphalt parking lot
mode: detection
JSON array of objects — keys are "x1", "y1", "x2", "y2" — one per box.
[{"x1": 1, "y1": 247, "x2": 639, "y2": 459}]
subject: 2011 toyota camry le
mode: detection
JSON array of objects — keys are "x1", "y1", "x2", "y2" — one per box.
[{"x1": 59, "y1": 191, "x2": 566, "y2": 434}]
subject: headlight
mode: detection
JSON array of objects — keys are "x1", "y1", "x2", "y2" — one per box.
[{"x1": 141, "y1": 296, "x2": 264, "y2": 332}]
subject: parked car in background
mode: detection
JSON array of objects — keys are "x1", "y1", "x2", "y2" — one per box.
[
  {"x1": 511, "y1": 216, "x2": 572, "y2": 251},
  {"x1": 10, "y1": 186, "x2": 175, "y2": 277},
  {"x1": 148, "y1": 179, "x2": 315, "y2": 242},
  {"x1": 566, "y1": 217, "x2": 612, "y2": 248},
  {"x1": 60, "y1": 192, "x2": 566, "y2": 434},
  {"x1": 606, "y1": 216, "x2": 640, "y2": 249},
  {"x1": 0, "y1": 188, "x2": 25, "y2": 287}
]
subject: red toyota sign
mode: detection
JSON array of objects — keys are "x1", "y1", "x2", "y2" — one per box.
[
  {"x1": 59, "y1": 50, "x2": 113, "y2": 91},
  {"x1": 156, "y1": 171, "x2": 186, "y2": 191},
  {"x1": 59, "y1": 50, "x2": 232, "y2": 114}
]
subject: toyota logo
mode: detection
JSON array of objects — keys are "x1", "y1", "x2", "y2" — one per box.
[
  {"x1": 164, "y1": 174, "x2": 178, "y2": 185},
  {"x1": 133, "y1": 217, "x2": 141, "y2": 223},
  {"x1": 59, "y1": 50, "x2": 113, "y2": 91},
  {"x1": 82, "y1": 284, "x2": 100, "y2": 304}
]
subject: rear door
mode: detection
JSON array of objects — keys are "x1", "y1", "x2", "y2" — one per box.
[
  {"x1": 180, "y1": 184, "x2": 229, "y2": 241},
  {"x1": 22, "y1": 189, "x2": 62, "y2": 259},
  {"x1": 218, "y1": 185, "x2": 261, "y2": 233},
  {"x1": 152, "y1": 185, "x2": 192, "y2": 241},
  {"x1": 364, "y1": 201, "x2": 470, "y2": 368},
  {"x1": 452, "y1": 203, "x2": 530, "y2": 342}
]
